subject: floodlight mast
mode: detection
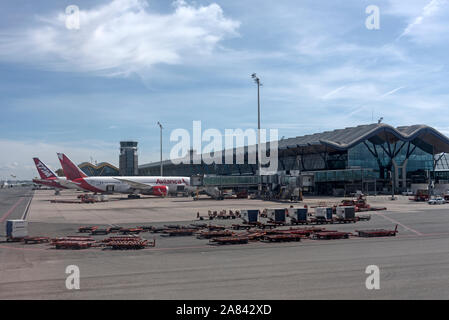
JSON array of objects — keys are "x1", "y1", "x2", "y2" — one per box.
[
  {"x1": 252, "y1": 73, "x2": 262, "y2": 197},
  {"x1": 157, "y1": 121, "x2": 163, "y2": 176}
]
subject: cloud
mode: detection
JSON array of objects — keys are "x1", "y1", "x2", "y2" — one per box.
[
  {"x1": 321, "y1": 86, "x2": 346, "y2": 100},
  {"x1": 0, "y1": 162, "x2": 19, "y2": 171},
  {"x1": 395, "y1": 0, "x2": 449, "y2": 43},
  {"x1": 380, "y1": 86, "x2": 406, "y2": 98},
  {"x1": 0, "y1": 0, "x2": 240, "y2": 77},
  {"x1": 295, "y1": 36, "x2": 408, "y2": 63},
  {"x1": 399, "y1": 0, "x2": 445, "y2": 36}
]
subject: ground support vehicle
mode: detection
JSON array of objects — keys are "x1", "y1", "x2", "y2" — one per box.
[
  {"x1": 312, "y1": 232, "x2": 352, "y2": 240},
  {"x1": 209, "y1": 236, "x2": 249, "y2": 245},
  {"x1": 356, "y1": 225, "x2": 398, "y2": 237}
]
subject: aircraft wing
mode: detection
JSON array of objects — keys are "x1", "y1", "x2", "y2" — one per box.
[{"x1": 114, "y1": 178, "x2": 154, "y2": 191}]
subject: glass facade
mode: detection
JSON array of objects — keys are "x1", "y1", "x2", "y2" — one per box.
[
  {"x1": 279, "y1": 153, "x2": 347, "y2": 172},
  {"x1": 314, "y1": 169, "x2": 377, "y2": 183},
  {"x1": 348, "y1": 142, "x2": 433, "y2": 179},
  {"x1": 139, "y1": 140, "x2": 436, "y2": 195},
  {"x1": 139, "y1": 142, "x2": 433, "y2": 179}
]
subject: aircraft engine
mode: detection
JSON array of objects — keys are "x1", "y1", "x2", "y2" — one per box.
[{"x1": 152, "y1": 185, "x2": 168, "y2": 196}]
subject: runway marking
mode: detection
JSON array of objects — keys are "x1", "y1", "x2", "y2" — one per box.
[
  {"x1": 21, "y1": 197, "x2": 33, "y2": 220},
  {"x1": 393, "y1": 232, "x2": 449, "y2": 238},
  {"x1": 0, "y1": 198, "x2": 25, "y2": 223},
  {"x1": 371, "y1": 211, "x2": 423, "y2": 236}
]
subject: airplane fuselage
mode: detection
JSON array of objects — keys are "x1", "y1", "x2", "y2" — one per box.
[{"x1": 73, "y1": 176, "x2": 193, "y2": 195}]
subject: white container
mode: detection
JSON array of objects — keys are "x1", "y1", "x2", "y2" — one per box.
[
  {"x1": 315, "y1": 207, "x2": 332, "y2": 219},
  {"x1": 266, "y1": 209, "x2": 275, "y2": 219},
  {"x1": 315, "y1": 207, "x2": 327, "y2": 218},
  {"x1": 6, "y1": 220, "x2": 28, "y2": 239},
  {"x1": 336, "y1": 206, "x2": 355, "y2": 219}
]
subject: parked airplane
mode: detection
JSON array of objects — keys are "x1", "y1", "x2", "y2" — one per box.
[
  {"x1": 32, "y1": 157, "x2": 86, "y2": 191},
  {"x1": 57, "y1": 153, "x2": 193, "y2": 197}
]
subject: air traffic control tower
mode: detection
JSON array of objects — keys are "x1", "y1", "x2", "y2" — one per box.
[{"x1": 119, "y1": 141, "x2": 138, "y2": 176}]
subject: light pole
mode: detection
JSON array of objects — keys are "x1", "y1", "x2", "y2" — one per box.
[
  {"x1": 251, "y1": 73, "x2": 262, "y2": 196},
  {"x1": 157, "y1": 121, "x2": 163, "y2": 176}
]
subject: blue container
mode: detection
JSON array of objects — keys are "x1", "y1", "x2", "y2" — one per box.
[
  {"x1": 326, "y1": 208, "x2": 333, "y2": 220},
  {"x1": 247, "y1": 210, "x2": 259, "y2": 223},
  {"x1": 274, "y1": 209, "x2": 286, "y2": 222},
  {"x1": 295, "y1": 208, "x2": 308, "y2": 221},
  {"x1": 6, "y1": 220, "x2": 13, "y2": 237}
]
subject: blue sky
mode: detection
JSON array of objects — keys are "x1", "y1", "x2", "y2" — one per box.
[{"x1": 0, "y1": 0, "x2": 448, "y2": 179}]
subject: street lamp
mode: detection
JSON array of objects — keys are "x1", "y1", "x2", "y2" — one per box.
[
  {"x1": 251, "y1": 73, "x2": 262, "y2": 196},
  {"x1": 157, "y1": 121, "x2": 163, "y2": 176}
]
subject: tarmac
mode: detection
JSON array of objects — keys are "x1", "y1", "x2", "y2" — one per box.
[
  {"x1": 1, "y1": 188, "x2": 448, "y2": 299},
  {"x1": 0, "y1": 187, "x2": 34, "y2": 224}
]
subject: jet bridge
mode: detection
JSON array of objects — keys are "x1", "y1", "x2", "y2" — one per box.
[{"x1": 191, "y1": 175, "x2": 261, "y2": 188}]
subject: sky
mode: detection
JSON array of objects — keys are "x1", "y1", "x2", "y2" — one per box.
[{"x1": 0, "y1": 0, "x2": 448, "y2": 179}]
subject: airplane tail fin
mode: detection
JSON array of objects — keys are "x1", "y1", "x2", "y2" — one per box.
[
  {"x1": 33, "y1": 158, "x2": 58, "y2": 180},
  {"x1": 57, "y1": 153, "x2": 87, "y2": 180}
]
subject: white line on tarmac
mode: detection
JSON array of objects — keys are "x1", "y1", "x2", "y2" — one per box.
[
  {"x1": 21, "y1": 196, "x2": 33, "y2": 220},
  {"x1": 372, "y1": 211, "x2": 423, "y2": 236}
]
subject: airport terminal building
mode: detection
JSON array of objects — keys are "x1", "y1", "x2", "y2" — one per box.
[
  {"x1": 139, "y1": 123, "x2": 449, "y2": 195},
  {"x1": 79, "y1": 162, "x2": 119, "y2": 176}
]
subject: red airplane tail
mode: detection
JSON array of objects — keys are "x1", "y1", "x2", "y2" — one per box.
[
  {"x1": 57, "y1": 153, "x2": 87, "y2": 180},
  {"x1": 33, "y1": 158, "x2": 58, "y2": 180}
]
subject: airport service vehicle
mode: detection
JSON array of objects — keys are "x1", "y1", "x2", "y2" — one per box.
[
  {"x1": 6, "y1": 220, "x2": 28, "y2": 241},
  {"x1": 428, "y1": 197, "x2": 446, "y2": 205},
  {"x1": 339, "y1": 194, "x2": 387, "y2": 212},
  {"x1": 32, "y1": 158, "x2": 86, "y2": 191},
  {"x1": 410, "y1": 189, "x2": 430, "y2": 202},
  {"x1": 57, "y1": 153, "x2": 194, "y2": 197},
  {"x1": 443, "y1": 192, "x2": 449, "y2": 201}
]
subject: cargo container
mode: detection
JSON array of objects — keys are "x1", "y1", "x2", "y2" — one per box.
[
  {"x1": 241, "y1": 209, "x2": 259, "y2": 223},
  {"x1": 294, "y1": 208, "x2": 308, "y2": 221},
  {"x1": 336, "y1": 206, "x2": 355, "y2": 219},
  {"x1": 290, "y1": 208, "x2": 308, "y2": 225},
  {"x1": 315, "y1": 207, "x2": 333, "y2": 220},
  {"x1": 268, "y1": 209, "x2": 286, "y2": 223},
  {"x1": 6, "y1": 220, "x2": 28, "y2": 240}
]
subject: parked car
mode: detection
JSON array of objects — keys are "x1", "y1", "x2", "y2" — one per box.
[{"x1": 428, "y1": 197, "x2": 446, "y2": 205}]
